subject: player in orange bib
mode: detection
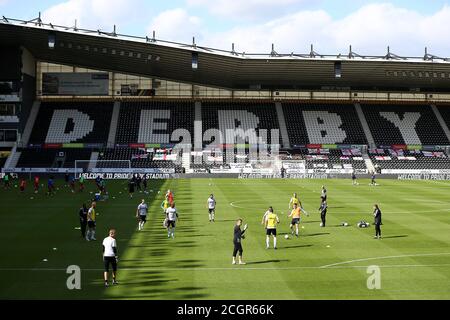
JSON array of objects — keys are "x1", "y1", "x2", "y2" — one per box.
[
  {"x1": 166, "y1": 189, "x2": 174, "y2": 204},
  {"x1": 33, "y1": 175, "x2": 40, "y2": 193},
  {"x1": 288, "y1": 203, "x2": 302, "y2": 237},
  {"x1": 19, "y1": 178, "x2": 26, "y2": 193}
]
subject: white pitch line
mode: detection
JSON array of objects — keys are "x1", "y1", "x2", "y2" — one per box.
[
  {"x1": 319, "y1": 252, "x2": 450, "y2": 268},
  {"x1": 229, "y1": 200, "x2": 247, "y2": 209},
  {"x1": 397, "y1": 198, "x2": 450, "y2": 204},
  {"x1": 1, "y1": 263, "x2": 450, "y2": 272}
]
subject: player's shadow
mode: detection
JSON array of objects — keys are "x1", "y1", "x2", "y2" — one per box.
[
  {"x1": 178, "y1": 293, "x2": 210, "y2": 299},
  {"x1": 178, "y1": 227, "x2": 199, "y2": 233},
  {"x1": 172, "y1": 259, "x2": 205, "y2": 268},
  {"x1": 327, "y1": 224, "x2": 350, "y2": 228},
  {"x1": 174, "y1": 242, "x2": 198, "y2": 249},
  {"x1": 149, "y1": 248, "x2": 169, "y2": 256},
  {"x1": 303, "y1": 232, "x2": 330, "y2": 237},
  {"x1": 245, "y1": 259, "x2": 290, "y2": 265},
  {"x1": 280, "y1": 244, "x2": 313, "y2": 250},
  {"x1": 122, "y1": 278, "x2": 177, "y2": 287},
  {"x1": 216, "y1": 219, "x2": 237, "y2": 223},
  {"x1": 189, "y1": 233, "x2": 213, "y2": 237},
  {"x1": 102, "y1": 180, "x2": 211, "y2": 299},
  {"x1": 303, "y1": 220, "x2": 321, "y2": 224},
  {"x1": 380, "y1": 235, "x2": 408, "y2": 239}
]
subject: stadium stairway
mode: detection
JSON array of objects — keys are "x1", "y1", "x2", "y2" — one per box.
[
  {"x1": 431, "y1": 104, "x2": 450, "y2": 142},
  {"x1": 182, "y1": 151, "x2": 192, "y2": 173},
  {"x1": 107, "y1": 101, "x2": 121, "y2": 147},
  {"x1": 275, "y1": 102, "x2": 291, "y2": 148},
  {"x1": 3, "y1": 144, "x2": 20, "y2": 169},
  {"x1": 88, "y1": 152, "x2": 99, "y2": 170},
  {"x1": 20, "y1": 101, "x2": 41, "y2": 146},
  {"x1": 362, "y1": 151, "x2": 375, "y2": 173},
  {"x1": 194, "y1": 101, "x2": 202, "y2": 151},
  {"x1": 354, "y1": 103, "x2": 376, "y2": 148}
]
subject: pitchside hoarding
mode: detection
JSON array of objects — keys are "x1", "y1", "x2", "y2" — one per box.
[{"x1": 42, "y1": 73, "x2": 109, "y2": 96}]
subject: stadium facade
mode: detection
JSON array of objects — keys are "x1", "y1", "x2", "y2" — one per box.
[{"x1": 1, "y1": 15, "x2": 450, "y2": 180}]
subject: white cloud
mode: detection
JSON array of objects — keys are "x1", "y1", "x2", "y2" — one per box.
[
  {"x1": 203, "y1": 9, "x2": 331, "y2": 53},
  {"x1": 198, "y1": 3, "x2": 450, "y2": 57},
  {"x1": 187, "y1": 0, "x2": 311, "y2": 21},
  {"x1": 148, "y1": 8, "x2": 202, "y2": 43},
  {"x1": 330, "y1": 3, "x2": 425, "y2": 55},
  {"x1": 42, "y1": 0, "x2": 145, "y2": 30},
  {"x1": 41, "y1": 1, "x2": 450, "y2": 57}
]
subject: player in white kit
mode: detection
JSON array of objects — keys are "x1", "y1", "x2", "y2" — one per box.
[
  {"x1": 136, "y1": 199, "x2": 148, "y2": 231},
  {"x1": 165, "y1": 202, "x2": 179, "y2": 239},
  {"x1": 207, "y1": 194, "x2": 216, "y2": 222}
]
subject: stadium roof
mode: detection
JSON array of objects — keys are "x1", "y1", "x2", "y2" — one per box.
[{"x1": 2, "y1": 15, "x2": 450, "y2": 91}]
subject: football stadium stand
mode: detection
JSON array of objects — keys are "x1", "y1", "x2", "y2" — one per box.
[
  {"x1": 16, "y1": 148, "x2": 92, "y2": 168},
  {"x1": 116, "y1": 101, "x2": 195, "y2": 145},
  {"x1": 9, "y1": 101, "x2": 450, "y2": 174},
  {"x1": 369, "y1": 148, "x2": 450, "y2": 172},
  {"x1": 28, "y1": 101, "x2": 113, "y2": 144},
  {"x1": 1, "y1": 16, "x2": 450, "y2": 177},
  {"x1": 436, "y1": 105, "x2": 450, "y2": 141},
  {"x1": 282, "y1": 103, "x2": 368, "y2": 146},
  {"x1": 96, "y1": 147, "x2": 183, "y2": 171},
  {"x1": 362, "y1": 104, "x2": 450, "y2": 146},
  {"x1": 201, "y1": 101, "x2": 280, "y2": 145}
]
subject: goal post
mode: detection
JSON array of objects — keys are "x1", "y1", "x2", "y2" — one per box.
[{"x1": 74, "y1": 160, "x2": 132, "y2": 179}]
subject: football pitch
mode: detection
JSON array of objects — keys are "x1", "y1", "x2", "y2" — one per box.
[{"x1": 0, "y1": 178, "x2": 449, "y2": 300}]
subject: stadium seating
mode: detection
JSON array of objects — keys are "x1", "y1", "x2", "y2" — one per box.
[
  {"x1": 282, "y1": 103, "x2": 368, "y2": 145},
  {"x1": 369, "y1": 149, "x2": 450, "y2": 171},
  {"x1": 116, "y1": 101, "x2": 195, "y2": 144},
  {"x1": 201, "y1": 101, "x2": 280, "y2": 145},
  {"x1": 13, "y1": 100, "x2": 450, "y2": 174},
  {"x1": 436, "y1": 106, "x2": 450, "y2": 136},
  {"x1": 96, "y1": 148, "x2": 182, "y2": 171},
  {"x1": 362, "y1": 104, "x2": 449, "y2": 146},
  {"x1": 289, "y1": 149, "x2": 367, "y2": 171},
  {"x1": 16, "y1": 148, "x2": 92, "y2": 168},
  {"x1": 28, "y1": 101, "x2": 113, "y2": 144},
  {"x1": 0, "y1": 148, "x2": 10, "y2": 168}
]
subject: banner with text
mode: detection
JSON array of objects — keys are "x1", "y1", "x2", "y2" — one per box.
[{"x1": 42, "y1": 73, "x2": 109, "y2": 96}]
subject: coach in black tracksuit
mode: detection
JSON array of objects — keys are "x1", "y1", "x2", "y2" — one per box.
[
  {"x1": 232, "y1": 219, "x2": 247, "y2": 265},
  {"x1": 373, "y1": 204, "x2": 382, "y2": 239},
  {"x1": 79, "y1": 203, "x2": 88, "y2": 239},
  {"x1": 319, "y1": 197, "x2": 328, "y2": 227}
]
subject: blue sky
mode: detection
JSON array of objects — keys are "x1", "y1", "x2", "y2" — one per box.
[
  {"x1": 2, "y1": 1, "x2": 449, "y2": 21},
  {"x1": 2, "y1": 1, "x2": 450, "y2": 56}
]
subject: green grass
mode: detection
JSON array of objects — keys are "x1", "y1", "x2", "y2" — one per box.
[{"x1": 0, "y1": 178, "x2": 449, "y2": 299}]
